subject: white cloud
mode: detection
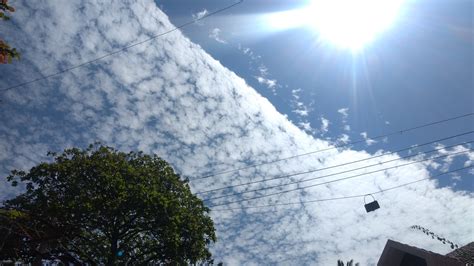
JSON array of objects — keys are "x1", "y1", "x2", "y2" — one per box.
[
  {"x1": 237, "y1": 44, "x2": 261, "y2": 62},
  {"x1": 337, "y1": 107, "x2": 349, "y2": 119},
  {"x1": 338, "y1": 133, "x2": 350, "y2": 144},
  {"x1": 209, "y1": 28, "x2": 227, "y2": 44},
  {"x1": 255, "y1": 76, "x2": 277, "y2": 89},
  {"x1": 257, "y1": 64, "x2": 267, "y2": 75},
  {"x1": 192, "y1": 9, "x2": 209, "y2": 22},
  {"x1": 298, "y1": 122, "x2": 314, "y2": 133},
  {"x1": 236, "y1": 45, "x2": 276, "y2": 94},
  {"x1": 433, "y1": 143, "x2": 474, "y2": 171},
  {"x1": 451, "y1": 173, "x2": 462, "y2": 181},
  {"x1": 0, "y1": 1, "x2": 472, "y2": 265},
  {"x1": 290, "y1": 89, "x2": 315, "y2": 133},
  {"x1": 320, "y1": 116, "x2": 330, "y2": 134},
  {"x1": 360, "y1": 132, "x2": 377, "y2": 146},
  {"x1": 293, "y1": 108, "x2": 309, "y2": 117},
  {"x1": 338, "y1": 107, "x2": 350, "y2": 132},
  {"x1": 291, "y1": 88, "x2": 301, "y2": 98},
  {"x1": 238, "y1": 45, "x2": 275, "y2": 94}
]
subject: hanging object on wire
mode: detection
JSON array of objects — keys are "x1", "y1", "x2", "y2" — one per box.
[{"x1": 364, "y1": 194, "x2": 380, "y2": 213}]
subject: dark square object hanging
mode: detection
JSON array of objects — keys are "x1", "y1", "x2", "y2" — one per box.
[
  {"x1": 364, "y1": 194, "x2": 380, "y2": 213},
  {"x1": 364, "y1": 200, "x2": 380, "y2": 212}
]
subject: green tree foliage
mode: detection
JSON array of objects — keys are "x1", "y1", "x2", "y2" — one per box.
[
  {"x1": 0, "y1": 0, "x2": 20, "y2": 64},
  {"x1": 0, "y1": 39, "x2": 20, "y2": 64},
  {"x1": 0, "y1": 144, "x2": 216, "y2": 265},
  {"x1": 0, "y1": 0, "x2": 15, "y2": 20}
]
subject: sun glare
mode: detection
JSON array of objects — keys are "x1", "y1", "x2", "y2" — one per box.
[
  {"x1": 266, "y1": 0, "x2": 404, "y2": 51},
  {"x1": 307, "y1": 0, "x2": 403, "y2": 50}
]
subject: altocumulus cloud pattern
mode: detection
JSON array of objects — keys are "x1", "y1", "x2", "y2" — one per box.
[{"x1": 0, "y1": 1, "x2": 472, "y2": 264}]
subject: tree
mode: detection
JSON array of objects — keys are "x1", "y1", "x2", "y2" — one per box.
[
  {"x1": 0, "y1": 0, "x2": 20, "y2": 64},
  {"x1": 0, "y1": 39, "x2": 20, "y2": 64},
  {"x1": 0, "y1": 144, "x2": 216, "y2": 265},
  {"x1": 410, "y1": 225, "x2": 459, "y2": 249},
  {"x1": 0, "y1": 0, "x2": 15, "y2": 20},
  {"x1": 337, "y1": 259, "x2": 360, "y2": 266},
  {"x1": 0, "y1": 208, "x2": 76, "y2": 264}
]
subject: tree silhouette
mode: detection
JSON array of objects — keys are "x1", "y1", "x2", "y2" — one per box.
[
  {"x1": 337, "y1": 259, "x2": 360, "y2": 266},
  {"x1": 411, "y1": 225, "x2": 459, "y2": 249}
]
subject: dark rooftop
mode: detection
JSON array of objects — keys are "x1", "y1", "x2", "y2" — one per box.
[{"x1": 446, "y1": 242, "x2": 474, "y2": 265}]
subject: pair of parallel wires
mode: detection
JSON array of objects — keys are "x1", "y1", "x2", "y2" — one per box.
[
  {"x1": 210, "y1": 166, "x2": 473, "y2": 212},
  {"x1": 208, "y1": 149, "x2": 472, "y2": 208},
  {"x1": 1, "y1": 1, "x2": 472, "y2": 212},
  {"x1": 188, "y1": 114, "x2": 473, "y2": 211}
]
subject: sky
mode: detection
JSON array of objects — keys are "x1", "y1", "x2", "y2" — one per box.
[
  {"x1": 158, "y1": 0, "x2": 474, "y2": 191},
  {"x1": 0, "y1": 0, "x2": 473, "y2": 265}
]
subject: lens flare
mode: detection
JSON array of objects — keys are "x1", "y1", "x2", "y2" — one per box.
[
  {"x1": 266, "y1": 0, "x2": 404, "y2": 51},
  {"x1": 308, "y1": 0, "x2": 404, "y2": 50}
]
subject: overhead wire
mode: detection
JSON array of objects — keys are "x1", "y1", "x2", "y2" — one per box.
[
  {"x1": 191, "y1": 112, "x2": 474, "y2": 181},
  {"x1": 203, "y1": 141, "x2": 473, "y2": 201},
  {"x1": 1, "y1": 0, "x2": 469, "y2": 214},
  {"x1": 210, "y1": 165, "x2": 473, "y2": 212},
  {"x1": 195, "y1": 130, "x2": 473, "y2": 194},
  {"x1": 0, "y1": 0, "x2": 244, "y2": 92},
  {"x1": 208, "y1": 149, "x2": 471, "y2": 207}
]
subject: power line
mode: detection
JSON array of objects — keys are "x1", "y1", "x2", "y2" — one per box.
[
  {"x1": 203, "y1": 141, "x2": 472, "y2": 201},
  {"x1": 191, "y1": 112, "x2": 474, "y2": 181},
  {"x1": 0, "y1": 1, "x2": 244, "y2": 92},
  {"x1": 208, "y1": 149, "x2": 471, "y2": 207},
  {"x1": 196, "y1": 131, "x2": 473, "y2": 194},
  {"x1": 210, "y1": 165, "x2": 473, "y2": 211}
]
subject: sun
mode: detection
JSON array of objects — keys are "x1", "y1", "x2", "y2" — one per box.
[
  {"x1": 305, "y1": 0, "x2": 404, "y2": 50},
  {"x1": 266, "y1": 0, "x2": 404, "y2": 51},
  {"x1": 305, "y1": 0, "x2": 402, "y2": 50}
]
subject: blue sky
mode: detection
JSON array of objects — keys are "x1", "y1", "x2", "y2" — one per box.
[
  {"x1": 160, "y1": 0, "x2": 473, "y2": 190},
  {"x1": 0, "y1": 0, "x2": 473, "y2": 264}
]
